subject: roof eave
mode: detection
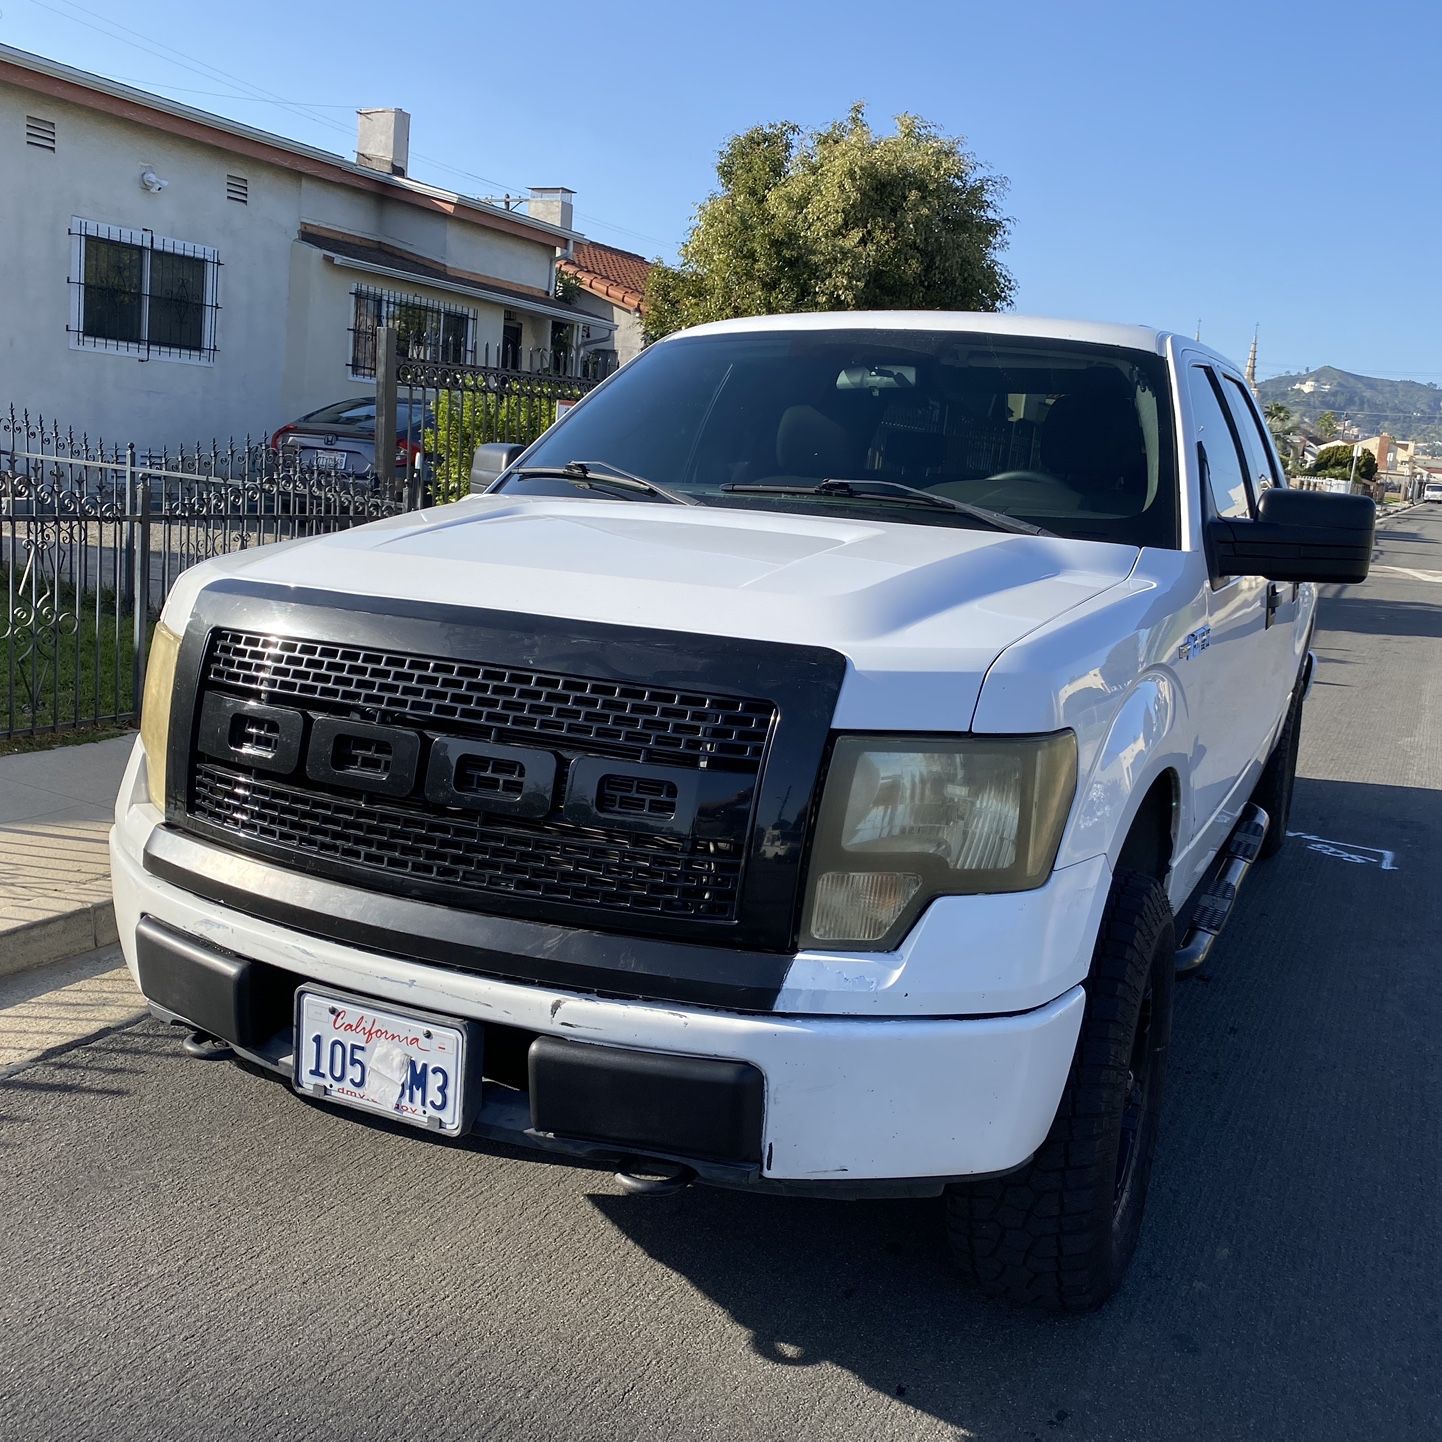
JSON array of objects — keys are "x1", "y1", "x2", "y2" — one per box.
[{"x1": 0, "y1": 42, "x2": 581, "y2": 247}]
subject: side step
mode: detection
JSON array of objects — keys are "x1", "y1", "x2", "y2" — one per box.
[{"x1": 1175, "y1": 804, "x2": 1269, "y2": 975}]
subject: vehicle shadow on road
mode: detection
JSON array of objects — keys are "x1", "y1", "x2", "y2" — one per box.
[
  {"x1": 1317, "y1": 594, "x2": 1442, "y2": 639},
  {"x1": 590, "y1": 775, "x2": 1439, "y2": 1441}
]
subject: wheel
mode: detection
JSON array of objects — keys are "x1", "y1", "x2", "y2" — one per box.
[
  {"x1": 945, "y1": 871, "x2": 1175, "y2": 1311},
  {"x1": 1252, "y1": 684, "x2": 1303, "y2": 858}
]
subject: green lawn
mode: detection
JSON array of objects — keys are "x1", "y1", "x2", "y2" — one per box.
[{"x1": 1, "y1": 579, "x2": 150, "y2": 751}]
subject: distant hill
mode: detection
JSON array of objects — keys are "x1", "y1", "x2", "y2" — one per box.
[{"x1": 1256, "y1": 367, "x2": 1442, "y2": 449}]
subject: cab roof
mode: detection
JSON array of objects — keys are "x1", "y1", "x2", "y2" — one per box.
[{"x1": 666, "y1": 311, "x2": 1242, "y2": 373}]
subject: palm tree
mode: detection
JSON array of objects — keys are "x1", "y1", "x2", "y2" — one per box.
[{"x1": 1264, "y1": 401, "x2": 1292, "y2": 430}]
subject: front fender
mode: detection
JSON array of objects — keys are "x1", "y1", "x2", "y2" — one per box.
[{"x1": 1056, "y1": 669, "x2": 1189, "y2": 874}]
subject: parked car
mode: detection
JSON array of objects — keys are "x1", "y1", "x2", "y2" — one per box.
[
  {"x1": 1423, "y1": 481, "x2": 1442, "y2": 502},
  {"x1": 116, "y1": 313, "x2": 1373, "y2": 1311},
  {"x1": 269, "y1": 397, "x2": 434, "y2": 480}
]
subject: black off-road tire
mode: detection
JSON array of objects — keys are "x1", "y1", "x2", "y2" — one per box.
[
  {"x1": 1253, "y1": 683, "x2": 1303, "y2": 858},
  {"x1": 944, "y1": 872, "x2": 1175, "y2": 1311}
]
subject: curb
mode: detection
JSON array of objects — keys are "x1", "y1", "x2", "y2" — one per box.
[{"x1": 0, "y1": 899, "x2": 118, "y2": 980}]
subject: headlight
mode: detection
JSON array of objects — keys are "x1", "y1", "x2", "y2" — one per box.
[
  {"x1": 800, "y1": 732, "x2": 1077, "y2": 948},
  {"x1": 139, "y1": 622, "x2": 182, "y2": 811}
]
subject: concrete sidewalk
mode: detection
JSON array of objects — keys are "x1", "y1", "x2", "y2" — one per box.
[{"x1": 0, "y1": 734, "x2": 135, "y2": 977}]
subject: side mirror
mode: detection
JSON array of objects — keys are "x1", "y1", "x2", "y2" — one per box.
[
  {"x1": 1209, "y1": 487, "x2": 1375, "y2": 585},
  {"x1": 470, "y1": 442, "x2": 526, "y2": 495}
]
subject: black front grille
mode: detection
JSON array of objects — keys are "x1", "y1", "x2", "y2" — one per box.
[
  {"x1": 207, "y1": 630, "x2": 773, "y2": 768},
  {"x1": 186, "y1": 627, "x2": 780, "y2": 930},
  {"x1": 191, "y1": 763, "x2": 743, "y2": 919}
]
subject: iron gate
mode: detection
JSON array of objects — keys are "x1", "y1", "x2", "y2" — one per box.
[{"x1": 1, "y1": 410, "x2": 407, "y2": 741}]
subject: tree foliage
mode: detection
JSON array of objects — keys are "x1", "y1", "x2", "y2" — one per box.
[
  {"x1": 1308, "y1": 443, "x2": 1376, "y2": 481},
  {"x1": 643, "y1": 106, "x2": 1013, "y2": 340},
  {"x1": 426, "y1": 387, "x2": 559, "y2": 503},
  {"x1": 1316, "y1": 410, "x2": 1339, "y2": 440}
]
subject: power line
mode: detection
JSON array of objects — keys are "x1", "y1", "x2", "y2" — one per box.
[
  {"x1": 29, "y1": 0, "x2": 676, "y2": 251},
  {"x1": 28, "y1": 0, "x2": 360, "y2": 143},
  {"x1": 103, "y1": 78, "x2": 362, "y2": 106}
]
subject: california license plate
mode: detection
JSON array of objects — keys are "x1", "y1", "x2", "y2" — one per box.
[
  {"x1": 293, "y1": 988, "x2": 472, "y2": 1134},
  {"x1": 310, "y1": 449, "x2": 347, "y2": 470}
]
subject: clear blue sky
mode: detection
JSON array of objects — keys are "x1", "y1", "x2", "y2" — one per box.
[{"x1": 6, "y1": 0, "x2": 1437, "y2": 380}]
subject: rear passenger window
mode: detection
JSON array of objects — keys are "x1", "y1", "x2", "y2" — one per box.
[
  {"x1": 1187, "y1": 366, "x2": 1251, "y2": 519},
  {"x1": 1222, "y1": 376, "x2": 1282, "y2": 494}
]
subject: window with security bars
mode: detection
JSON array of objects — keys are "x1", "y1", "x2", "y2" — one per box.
[
  {"x1": 349, "y1": 285, "x2": 476, "y2": 378},
  {"x1": 69, "y1": 219, "x2": 219, "y2": 361}
]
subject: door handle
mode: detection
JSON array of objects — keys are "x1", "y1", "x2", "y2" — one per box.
[{"x1": 1265, "y1": 581, "x2": 1282, "y2": 628}]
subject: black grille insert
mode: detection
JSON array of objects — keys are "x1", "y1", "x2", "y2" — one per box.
[
  {"x1": 454, "y1": 752, "x2": 526, "y2": 800},
  {"x1": 190, "y1": 763, "x2": 743, "y2": 920},
  {"x1": 206, "y1": 630, "x2": 774, "y2": 768},
  {"x1": 233, "y1": 714, "x2": 279, "y2": 755},
  {"x1": 333, "y1": 734, "x2": 392, "y2": 776},
  {"x1": 598, "y1": 773, "x2": 679, "y2": 819}
]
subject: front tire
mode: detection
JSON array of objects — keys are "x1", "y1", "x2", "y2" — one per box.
[
  {"x1": 945, "y1": 872, "x2": 1175, "y2": 1311},
  {"x1": 1253, "y1": 683, "x2": 1304, "y2": 858}
]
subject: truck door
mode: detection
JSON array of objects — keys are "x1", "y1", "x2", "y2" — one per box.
[
  {"x1": 1183, "y1": 362, "x2": 1275, "y2": 843},
  {"x1": 1217, "y1": 371, "x2": 1308, "y2": 725}
]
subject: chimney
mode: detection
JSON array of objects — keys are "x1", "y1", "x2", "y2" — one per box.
[
  {"x1": 527, "y1": 187, "x2": 575, "y2": 230},
  {"x1": 356, "y1": 108, "x2": 410, "y2": 176}
]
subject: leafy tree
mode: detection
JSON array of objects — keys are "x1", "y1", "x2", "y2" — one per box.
[
  {"x1": 1264, "y1": 401, "x2": 1295, "y2": 466},
  {"x1": 1316, "y1": 410, "x2": 1339, "y2": 441},
  {"x1": 1308, "y1": 443, "x2": 1375, "y2": 482},
  {"x1": 643, "y1": 106, "x2": 1013, "y2": 339}
]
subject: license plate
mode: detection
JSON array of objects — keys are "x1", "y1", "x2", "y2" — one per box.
[
  {"x1": 293, "y1": 988, "x2": 472, "y2": 1134},
  {"x1": 310, "y1": 449, "x2": 347, "y2": 470}
]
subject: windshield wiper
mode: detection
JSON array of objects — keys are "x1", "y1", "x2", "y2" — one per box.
[
  {"x1": 720, "y1": 478, "x2": 1053, "y2": 536},
  {"x1": 509, "y1": 460, "x2": 700, "y2": 506}
]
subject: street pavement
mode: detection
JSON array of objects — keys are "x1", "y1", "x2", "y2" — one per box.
[{"x1": 2, "y1": 510, "x2": 1440, "y2": 1442}]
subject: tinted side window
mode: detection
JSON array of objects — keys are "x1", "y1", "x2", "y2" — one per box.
[
  {"x1": 1222, "y1": 376, "x2": 1282, "y2": 493},
  {"x1": 1187, "y1": 365, "x2": 1251, "y2": 518}
]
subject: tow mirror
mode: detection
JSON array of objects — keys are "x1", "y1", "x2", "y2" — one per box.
[
  {"x1": 1209, "y1": 487, "x2": 1375, "y2": 585},
  {"x1": 471, "y1": 442, "x2": 526, "y2": 495}
]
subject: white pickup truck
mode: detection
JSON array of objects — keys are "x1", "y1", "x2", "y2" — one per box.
[{"x1": 111, "y1": 313, "x2": 1374, "y2": 1310}]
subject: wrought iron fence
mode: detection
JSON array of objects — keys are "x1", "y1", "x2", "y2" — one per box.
[
  {"x1": 381, "y1": 329, "x2": 614, "y2": 506},
  {"x1": 1, "y1": 408, "x2": 407, "y2": 741},
  {"x1": 2, "y1": 321, "x2": 612, "y2": 738}
]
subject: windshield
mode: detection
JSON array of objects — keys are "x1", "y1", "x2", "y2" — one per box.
[{"x1": 502, "y1": 328, "x2": 1178, "y2": 547}]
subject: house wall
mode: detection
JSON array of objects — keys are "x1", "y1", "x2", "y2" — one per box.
[
  {"x1": 0, "y1": 85, "x2": 303, "y2": 447},
  {"x1": 0, "y1": 78, "x2": 567, "y2": 451},
  {"x1": 280, "y1": 245, "x2": 511, "y2": 419},
  {"x1": 571, "y1": 289, "x2": 646, "y2": 366}
]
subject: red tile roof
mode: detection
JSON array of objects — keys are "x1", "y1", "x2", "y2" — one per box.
[{"x1": 559, "y1": 241, "x2": 652, "y2": 313}]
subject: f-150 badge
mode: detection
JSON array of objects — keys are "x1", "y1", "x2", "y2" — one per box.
[{"x1": 1179, "y1": 625, "x2": 1212, "y2": 661}]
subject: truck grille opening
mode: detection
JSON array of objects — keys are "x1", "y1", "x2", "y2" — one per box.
[{"x1": 191, "y1": 763, "x2": 744, "y2": 919}]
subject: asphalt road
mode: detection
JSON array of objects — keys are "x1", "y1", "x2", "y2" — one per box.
[{"x1": 3, "y1": 509, "x2": 1441, "y2": 1442}]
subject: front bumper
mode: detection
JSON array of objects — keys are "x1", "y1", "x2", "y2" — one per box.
[{"x1": 112, "y1": 743, "x2": 1087, "y2": 1191}]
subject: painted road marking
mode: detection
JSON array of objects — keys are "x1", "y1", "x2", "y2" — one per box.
[
  {"x1": 1287, "y1": 832, "x2": 1398, "y2": 870},
  {"x1": 1370, "y1": 564, "x2": 1442, "y2": 583}
]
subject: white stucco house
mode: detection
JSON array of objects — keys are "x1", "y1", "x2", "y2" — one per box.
[{"x1": 0, "y1": 44, "x2": 615, "y2": 449}]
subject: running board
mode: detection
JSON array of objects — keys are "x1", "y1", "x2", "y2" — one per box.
[{"x1": 1175, "y1": 804, "x2": 1269, "y2": 975}]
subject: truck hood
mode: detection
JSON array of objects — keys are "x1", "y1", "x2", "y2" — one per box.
[{"x1": 172, "y1": 496, "x2": 1139, "y2": 730}]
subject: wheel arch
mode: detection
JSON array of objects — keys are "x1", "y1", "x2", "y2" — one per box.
[
  {"x1": 1114, "y1": 771, "x2": 1180, "y2": 885},
  {"x1": 1056, "y1": 670, "x2": 1189, "y2": 880}
]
